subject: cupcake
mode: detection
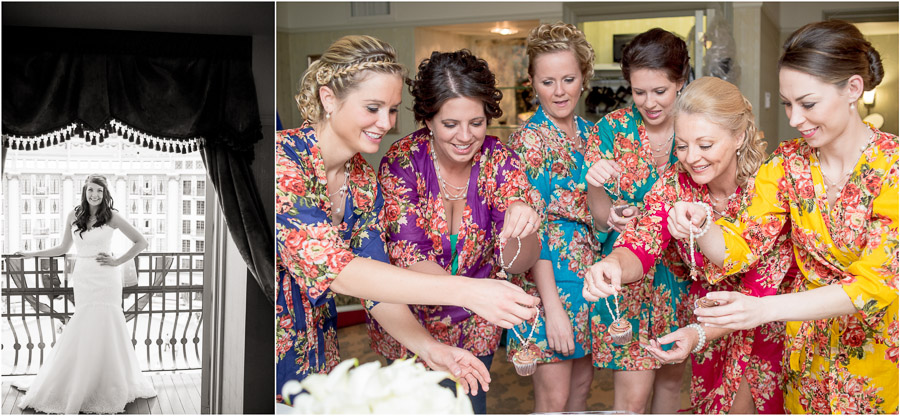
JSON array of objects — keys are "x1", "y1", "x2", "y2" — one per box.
[
  {"x1": 512, "y1": 346, "x2": 538, "y2": 376},
  {"x1": 608, "y1": 318, "x2": 633, "y2": 345},
  {"x1": 694, "y1": 297, "x2": 719, "y2": 308}
]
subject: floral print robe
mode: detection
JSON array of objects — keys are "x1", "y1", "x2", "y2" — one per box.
[
  {"x1": 718, "y1": 130, "x2": 898, "y2": 414},
  {"x1": 617, "y1": 166, "x2": 798, "y2": 413},
  {"x1": 584, "y1": 104, "x2": 689, "y2": 371},
  {"x1": 275, "y1": 123, "x2": 389, "y2": 403},
  {"x1": 367, "y1": 129, "x2": 541, "y2": 360},
  {"x1": 506, "y1": 106, "x2": 603, "y2": 363}
]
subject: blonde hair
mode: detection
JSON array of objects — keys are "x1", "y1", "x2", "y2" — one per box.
[
  {"x1": 673, "y1": 77, "x2": 767, "y2": 186},
  {"x1": 526, "y1": 22, "x2": 595, "y2": 90},
  {"x1": 295, "y1": 35, "x2": 407, "y2": 122}
]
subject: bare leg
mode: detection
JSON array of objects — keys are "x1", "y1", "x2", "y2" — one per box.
[
  {"x1": 533, "y1": 360, "x2": 574, "y2": 413},
  {"x1": 728, "y1": 376, "x2": 757, "y2": 414},
  {"x1": 564, "y1": 357, "x2": 594, "y2": 412},
  {"x1": 613, "y1": 369, "x2": 655, "y2": 413},
  {"x1": 649, "y1": 360, "x2": 687, "y2": 414}
]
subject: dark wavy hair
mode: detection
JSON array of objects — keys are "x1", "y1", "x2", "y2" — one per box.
[
  {"x1": 408, "y1": 49, "x2": 503, "y2": 124},
  {"x1": 73, "y1": 174, "x2": 116, "y2": 237},
  {"x1": 621, "y1": 28, "x2": 691, "y2": 85},
  {"x1": 779, "y1": 20, "x2": 883, "y2": 91}
]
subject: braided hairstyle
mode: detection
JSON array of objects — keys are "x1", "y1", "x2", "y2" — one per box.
[
  {"x1": 673, "y1": 77, "x2": 767, "y2": 187},
  {"x1": 526, "y1": 22, "x2": 596, "y2": 91},
  {"x1": 779, "y1": 20, "x2": 883, "y2": 91},
  {"x1": 295, "y1": 35, "x2": 408, "y2": 122}
]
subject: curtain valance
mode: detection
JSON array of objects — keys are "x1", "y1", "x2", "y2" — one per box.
[{"x1": 2, "y1": 26, "x2": 263, "y2": 157}]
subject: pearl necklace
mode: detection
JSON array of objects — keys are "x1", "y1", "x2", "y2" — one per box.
[
  {"x1": 648, "y1": 128, "x2": 675, "y2": 157},
  {"x1": 813, "y1": 128, "x2": 876, "y2": 195},
  {"x1": 328, "y1": 162, "x2": 350, "y2": 214},
  {"x1": 429, "y1": 137, "x2": 470, "y2": 201},
  {"x1": 708, "y1": 187, "x2": 739, "y2": 217}
]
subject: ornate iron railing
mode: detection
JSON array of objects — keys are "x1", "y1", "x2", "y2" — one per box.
[{"x1": 1, "y1": 252, "x2": 203, "y2": 375}]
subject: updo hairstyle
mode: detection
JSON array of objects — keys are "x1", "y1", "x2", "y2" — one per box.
[
  {"x1": 779, "y1": 20, "x2": 883, "y2": 91},
  {"x1": 408, "y1": 49, "x2": 503, "y2": 124},
  {"x1": 621, "y1": 28, "x2": 691, "y2": 85},
  {"x1": 525, "y1": 22, "x2": 596, "y2": 91}
]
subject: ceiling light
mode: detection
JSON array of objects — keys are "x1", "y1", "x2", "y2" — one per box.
[{"x1": 491, "y1": 27, "x2": 518, "y2": 36}]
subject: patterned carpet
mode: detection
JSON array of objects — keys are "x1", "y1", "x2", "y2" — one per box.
[{"x1": 338, "y1": 323, "x2": 692, "y2": 414}]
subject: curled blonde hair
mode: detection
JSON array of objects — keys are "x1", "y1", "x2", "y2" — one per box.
[
  {"x1": 295, "y1": 35, "x2": 408, "y2": 122},
  {"x1": 526, "y1": 22, "x2": 595, "y2": 90},
  {"x1": 673, "y1": 77, "x2": 767, "y2": 186}
]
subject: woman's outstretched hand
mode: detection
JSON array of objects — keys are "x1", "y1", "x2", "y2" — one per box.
[
  {"x1": 422, "y1": 343, "x2": 491, "y2": 396},
  {"x1": 582, "y1": 258, "x2": 622, "y2": 302},
  {"x1": 643, "y1": 327, "x2": 698, "y2": 365},
  {"x1": 465, "y1": 278, "x2": 540, "y2": 329},
  {"x1": 667, "y1": 201, "x2": 708, "y2": 240},
  {"x1": 499, "y1": 201, "x2": 541, "y2": 241},
  {"x1": 693, "y1": 291, "x2": 769, "y2": 330},
  {"x1": 584, "y1": 159, "x2": 622, "y2": 188}
]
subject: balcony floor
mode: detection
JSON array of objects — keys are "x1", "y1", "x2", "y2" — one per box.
[{"x1": 1, "y1": 370, "x2": 201, "y2": 414}]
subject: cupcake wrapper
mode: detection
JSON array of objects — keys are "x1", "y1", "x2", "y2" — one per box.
[
  {"x1": 513, "y1": 359, "x2": 537, "y2": 376},
  {"x1": 610, "y1": 330, "x2": 632, "y2": 345}
]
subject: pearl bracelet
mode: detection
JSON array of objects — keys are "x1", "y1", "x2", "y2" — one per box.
[
  {"x1": 687, "y1": 323, "x2": 707, "y2": 354},
  {"x1": 692, "y1": 202, "x2": 713, "y2": 238}
]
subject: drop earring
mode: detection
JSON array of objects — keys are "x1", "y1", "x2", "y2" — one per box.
[{"x1": 326, "y1": 112, "x2": 331, "y2": 120}]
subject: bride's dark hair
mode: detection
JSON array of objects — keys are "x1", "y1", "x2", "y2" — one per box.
[{"x1": 73, "y1": 174, "x2": 116, "y2": 237}]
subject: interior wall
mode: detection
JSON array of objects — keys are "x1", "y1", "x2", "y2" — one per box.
[
  {"x1": 582, "y1": 16, "x2": 697, "y2": 65},
  {"x1": 758, "y1": 5, "x2": 781, "y2": 152}
]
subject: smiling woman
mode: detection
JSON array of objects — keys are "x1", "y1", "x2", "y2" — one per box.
[{"x1": 275, "y1": 36, "x2": 542, "y2": 406}]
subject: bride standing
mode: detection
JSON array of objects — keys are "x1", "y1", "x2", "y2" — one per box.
[{"x1": 14, "y1": 174, "x2": 157, "y2": 414}]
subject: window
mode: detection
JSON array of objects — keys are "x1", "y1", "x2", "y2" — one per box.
[
  {"x1": 175, "y1": 161, "x2": 184, "y2": 169},
  {"x1": 157, "y1": 180, "x2": 165, "y2": 195},
  {"x1": 157, "y1": 220, "x2": 166, "y2": 233},
  {"x1": 22, "y1": 200, "x2": 30, "y2": 214},
  {"x1": 183, "y1": 201, "x2": 191, "y2": 215},
  {"x1": 130, "y1": 179, "x2": 140, "y2": 195},
  {"x1": 50, "y1": 178, "x2": 60, "y2": 194},
  {"x1": 182, "y1": 220, "x2": 191, "y2": 234},
  {"x1": 50, "y1": 199, "x2": 59, "y2": 214},
  {"x1": 143, "y1": 178, "x2": 153, "y2": 195},
  {"x1": 186, "y1": 161, "x2": 193, "y2": 169},
  {"x1": 130, "y1": 200, "x2": 138, "y2": 214},
  {"x1": 182, "y1": 240, "x2": 191, "y2": 252},
  {"x1": 157, "y1": 238, "x2": 166, "y2": 251},
  {"x1": 144, "y1": 220, "x2": 151, "y2": 230},
  {"x1": 36, "y1": 198, "x2": 45, "y2": 214},
  {"x1": 196, "y1": 180, "x2": 205, "y2": 196},
  {"x1": 22, "y1": 177, "x2": 32, "y2": 194},
  {"x1": 181, "y1": 258, "x2": 190, "y2": 268},
  {"x1": 195, "y1": 259, "x2": 204, "y2": 269},
  {"x1": 196, "y1": 220, "x2": 205, "y2": 235},
  {"x1": 196, "y1": 201, "x2": 205, "y2": 216},
  {"x1": 158, "y1": 200, "x2": 165, "y2": 214},
  {"x1": 183, "y1": 180, "x2": 191, "y2": 195},
  {"x1": 52, "y1": 219, "x2": 59, "y2": 234},
  {"x1": 195, "y1": 240, "x2": 205, "y2": 252},
  {"x1": 144, "y1": 199, "x2": 152, "y2": 214},
  {"x1": 35, "y1": 176, "x2": 46, "y2": 194},
  {"x1": 24, "y1": 240, "x2": 31, "y2": 251},
  {"x1": 21, "y1": 219, "x2": 31, "y2": 234},
  {"x1": 37, "y1": 239, "x2": 45, "y2": 250}
]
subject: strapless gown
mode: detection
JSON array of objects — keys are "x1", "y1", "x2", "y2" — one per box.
[{"x1": 15, "y1": 225, "x2": 157, "y2": 414}]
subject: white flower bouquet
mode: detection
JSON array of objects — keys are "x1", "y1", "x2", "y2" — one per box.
[{"x1": 282, "y1": 358, "x2": 473, "y2": 414}]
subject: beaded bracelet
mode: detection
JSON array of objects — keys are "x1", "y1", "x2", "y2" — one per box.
[
  {"x1": 687, "y1": 323, "x2": 707, "y2": 354},
  {"x1": 692, "y1": 202, "x2": 713, "y2": 238}
]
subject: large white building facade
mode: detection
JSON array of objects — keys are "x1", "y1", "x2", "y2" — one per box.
[{"x1": 2, "y1": 136, "x2": 206, "y2": 269}]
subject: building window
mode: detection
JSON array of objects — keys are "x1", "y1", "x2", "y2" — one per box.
[
  {"x1": 130, "y1": 200, "x2": 138, "y2": 215},
  {"x1": 35, "y1": 176, "x2": 47, "y2": 195},
  {"x1": 143, "y1": 178, "x2": 153, "y2": 195},
  {"x1": 37, "y1": 239, "x2": 46, "y2": 250},
  {"x1": 182, "y1": 240, "x2": 191, "y2": 252},
  {"x1": 130, "y1": 179, "x2": 140, "y2": 195},
  {"x1": 50, "y1": 178, "x2": 60, "y2": 194},
  {"x1": 157, "y1": 238, "x2": 166, "y2": 251},
  {"x1": 196, "y1": 220, "x2": 205, "y2": 235},
  {"x1": 182, "y1": 220, "x2": 190, "y2": 234},
  {"x1": 181, "y1": 258, "x2": 190, "y2": 268},
  {"x1": 22, "y1": 200, "x2": 30, "y2": 214},
  {"x1": 196, "y1": 180, "x2": 205, "y2": 196},
  {"x1": 195, "y1": 241, "x2": 204, "y2": 252},
  {"x1": 158, "y1": 200, "x2": 165, "y2": 214},
  {"x1": 195, "y1": 259, "x2": 204, "y2": 269},
  {"x1": 183, "y1": 180, "x2": 191, "y2": 196},
  {"x1": 144, "y1": 199, "x2": 152, "y2": 214},
  {"x1": 24, "y1": 240, "x2": 31, "y2": 251},
  {"x1": 196, "y1": 201, "x2": 205, "y2": 216},
  {"x1": 50, "y1": 199, "x2": 59, "y2": 214},
  {"x1": 21, "y1": 219, "x2": 31, "y2": 234},
  {"x1": 157, "y1": 180, "x2": 165, "y2": 195},
  {"x1": 157, "y1": 220, "x2": 166, "y2": 233},
  {"x1": 186, "y1": 161, "x2": 193, "y2": 169},
  {"x1": 183, "y1": 201, "x2": 191, "y2": 215},
  {"x1": 175, "y1": 161, "x2": 184, "y2": 169},
  {"x1": 52, "y1": 219, "x2": 60, "y2": 234},
  {"x1": 36, "y1": 198, "x2": 45, "y2": 214},
  {"x1": 22, "y1": 177, "x2": 32, "y2": 194},
  {"x1": 144, "y1": 219, "x2": 151, "y2": 231}
]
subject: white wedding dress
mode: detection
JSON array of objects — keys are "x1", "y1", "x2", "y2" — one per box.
[{"x1": 16, "y1": 225, "x2": 157, "y2": 414}]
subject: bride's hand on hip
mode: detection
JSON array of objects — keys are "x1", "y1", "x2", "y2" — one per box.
[{"x1": 96, "y1": 253, "x2": 120, "y2": 267}]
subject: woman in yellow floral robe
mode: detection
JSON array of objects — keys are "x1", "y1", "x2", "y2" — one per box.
[{"x1": 665, "y1": 21, "x2": 897, "y2": 413}]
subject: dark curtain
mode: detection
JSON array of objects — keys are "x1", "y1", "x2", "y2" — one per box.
[{"x1": 3, "y1": 26, "x2": 274, "y2": 302}]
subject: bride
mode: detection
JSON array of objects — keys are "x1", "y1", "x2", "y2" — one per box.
[{"x1": 14, "y1": 174, "x2": 157, "y2": 414}]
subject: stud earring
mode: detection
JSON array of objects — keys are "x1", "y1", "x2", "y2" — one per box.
[
  {"x1": 736, "y1": 149, "x2": 741, "y2": 158},
  {"x1": 850, "y1": 102, "x2": 856, "y2": 109},
  {"x1": 326, "y1": 112, "x2": 331, "y2": 120}
]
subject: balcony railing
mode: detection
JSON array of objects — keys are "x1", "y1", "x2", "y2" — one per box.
[{"x1": 2, "y1": 252, "x2": 203, "y2": 376}]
